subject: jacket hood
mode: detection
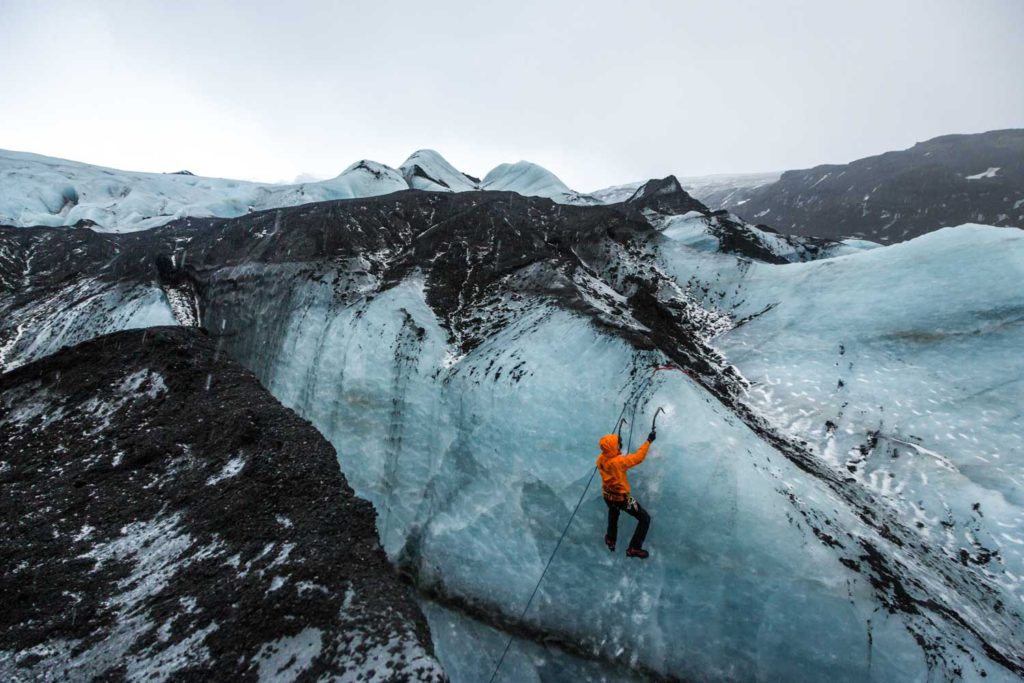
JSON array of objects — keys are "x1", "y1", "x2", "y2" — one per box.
[{"x1": 599, "y1": 434, "x2": 621, "y2": 457}]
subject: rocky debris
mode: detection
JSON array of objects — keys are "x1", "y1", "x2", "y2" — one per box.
[
  {"x1": 624, "y1": 175, "x2": 708, "y2": 216},
  {"x1": 0, "y1": 327, "x2": 446, "y2": 682}
]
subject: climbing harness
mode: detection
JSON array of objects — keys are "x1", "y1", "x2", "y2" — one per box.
[{"x1": 486, "y1": 362, "x2": 686, "y2": 683}]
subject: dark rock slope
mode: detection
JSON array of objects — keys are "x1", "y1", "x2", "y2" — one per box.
[
  {"x1": 0, "y1": 327, "x2": 445, "y2": 682},
  {"x1": 719, "y1": 129, "x2": 1024, "y2": 242},
  {"x1": 0, "y1": 190, "x2": 744, "y2": 390}
]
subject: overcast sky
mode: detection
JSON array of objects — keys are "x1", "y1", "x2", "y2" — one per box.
[{"x1": 2, "y1": 0, "x2": 1022, "y2": 190}]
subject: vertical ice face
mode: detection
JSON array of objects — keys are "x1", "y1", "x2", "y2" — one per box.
[
  {"x1": 2, "y1": 189, "x2": 1022, "y2": 682},
  {"x1": 209, "y1": 274, "x2": 1007, "y2": 680},
  {"x1": 193, "y1": 235, "x2": 1022, "y2": 678},
  {"x1": 421, "y1": 600, "x2": 648, "y2": 683}
]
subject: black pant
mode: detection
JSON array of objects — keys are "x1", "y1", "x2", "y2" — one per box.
[{"x1": 605, "y1": 495, "x2": 650, "y2": 550}]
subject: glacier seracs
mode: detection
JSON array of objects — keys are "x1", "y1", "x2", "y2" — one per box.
[
  {"x1": 400, "y1": 149, "x2": 481, "y2": 193},
  {"x1": 481, "y1": 161, "x2": 601, "y2": 205},
  {"x1": 0, "y1": 150, "x2": 410, "y2": 233},
  {"x1": 0, "y1": 148, "x2": 600, "y2": 233}
]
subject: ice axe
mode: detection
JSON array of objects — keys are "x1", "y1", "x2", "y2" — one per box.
[{"x1": 649, "y1": 406, "x2": 665, "y2": 440}]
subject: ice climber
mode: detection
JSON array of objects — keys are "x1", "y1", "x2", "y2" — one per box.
[{"x1": 597, "y1": 430, "x2": 655, "y2": 559}]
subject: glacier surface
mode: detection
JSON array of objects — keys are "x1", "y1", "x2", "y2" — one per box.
[
  {"x1": 482, "y1": 161, "x2": 601, "y2": 205},
  {"x1": 1, "y1": 188, "x2": 1021, "y2": 682}
]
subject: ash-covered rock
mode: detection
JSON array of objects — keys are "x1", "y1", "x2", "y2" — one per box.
[
  {"x1": 714, "y1": 129, "x2": 1024, "y2": 243},
  {"x1": 623, "y1": 175, "x2": 708, "y2": 216},
  {"x1": 0, "y1": 327, "x2": 445, "y2": 682},
  {"x1": 621, "y1": 176, "x2": 862, "y2": 263}
]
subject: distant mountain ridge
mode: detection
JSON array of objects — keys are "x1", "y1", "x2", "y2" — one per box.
[
  {"x1": 714, "y1": 129, "x2": 1024, "y2": 242},
  {"x1": 6, "y1": 130, "x2": 1021, "y2": 240},
  {"x1": 622, "y1": 175, "x2": 878, "y2": 264},
  {"x1": 593, "y1": 130, "x2": 1023, "y2": 243},
  {"x1": 591, "y1": 172, "x2": 780, "y2": 206}
]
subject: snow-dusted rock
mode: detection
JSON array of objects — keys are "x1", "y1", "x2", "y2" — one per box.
[
  {"x1": 625, "y1": 176, "x2": 877, "y2": 263},
  {"x1": 0, "y1": 327, "x2": 445, "y2": 682},
  {"x1": 709, "y1": 130, "x2": 1024, "y2": 242}
]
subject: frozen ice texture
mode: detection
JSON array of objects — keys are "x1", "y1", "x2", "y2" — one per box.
[
  {"x1": 712, "y1": 225, "x2": 1024, "y2": 604},
  {"x1": 482, "y1": 161, "x2": 601, "y2": 205},
  {"x1": 0, "y1": 148, "x2": 600, "y2": 232},
  {"x1": 400, "y1": 150, "x2": 480, "y2": 193},
  {"x1": 189, "y1": 227, "x2": 1022, "y2": 681},
  {"x1": 0, "y1": 150, "x2": 411, "y2": 232},
  {"x1": 2, "y1": 195, "x2": 1021, "y2": 681}
]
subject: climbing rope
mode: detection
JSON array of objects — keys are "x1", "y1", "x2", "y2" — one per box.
[
  {"x1": 485, "y1": 364, "x2": 676, "y2": 682},
  {"x1": 485, "y1": 462, "x2": 600, "y2": 683}
]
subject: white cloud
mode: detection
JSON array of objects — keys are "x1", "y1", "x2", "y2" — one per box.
[{"x1": 2, "y1": 0, "x2": 1022, "y2": 188}]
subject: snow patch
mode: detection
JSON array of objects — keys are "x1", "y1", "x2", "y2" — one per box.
[
  {"x1": 965, "y1": 167, "x2": 1000, "y2": 180},
  {"x1": 253, "y1": 628, "x2": 323, "y2": 683},
  {"x1": 206, "y1": 456, "x2": 246, "y2": 485}
]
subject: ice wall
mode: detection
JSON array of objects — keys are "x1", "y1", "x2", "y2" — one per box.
[
  {"x1": 195, "y1": 235, "x2": 1022, "y2": 680},
  {"x1": 421, "y1": 600, "x2": 646, "y2": 683},
  {"x1": 2, "y1": 213, "x2": 1021, "y2": 681}
]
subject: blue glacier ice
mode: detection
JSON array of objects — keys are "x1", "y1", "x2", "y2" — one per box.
[
  {"x1": 1, "y1": 195, "x2": 1021, "y2": 681},
  {"x1": 175, "y1": 223, "x2": 1024, "y2": 681}
]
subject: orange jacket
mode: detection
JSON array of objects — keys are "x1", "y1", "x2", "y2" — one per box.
[{"x1": 596, "y1": 434, "x2": 650, "y2": 501}]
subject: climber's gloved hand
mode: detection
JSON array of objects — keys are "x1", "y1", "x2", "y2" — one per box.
[{"x1": 647, "y1": 430, "x2": 657, "y2": 443}]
